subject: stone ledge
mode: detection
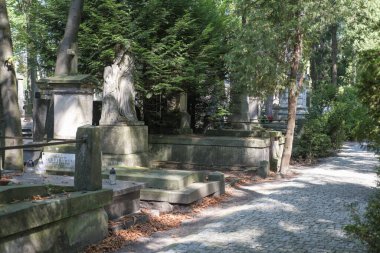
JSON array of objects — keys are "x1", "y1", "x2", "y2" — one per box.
[
  {"x1": 0, "y1": 186, "x2": 112, "y2": 238},
  {"x1": 140, "y1": 181, "x2": 221, "y2": 204},
  {"x1": 0, "y1": 208, "x2": 108, "y2": 253},
  {"x1": 149, "y1": 134, "x2": 270, "y2": 148},
  {"x1": 110, "y1": 168, "x2": 206, "y2": 191}
]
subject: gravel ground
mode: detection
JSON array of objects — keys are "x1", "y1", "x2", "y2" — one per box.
[{"x1": 117, "y1": 142, "x2": 378, "y2": 253}]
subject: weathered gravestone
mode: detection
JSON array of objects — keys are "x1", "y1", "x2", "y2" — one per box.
[
  {"x1": 36, "y1": 75, "x2": 97, "y2": 172},
  {"x1": 37, "y1": 74, "x2": 97, "y2": 139}
]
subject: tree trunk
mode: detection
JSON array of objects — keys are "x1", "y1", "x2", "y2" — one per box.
[
  {"x1": 280, "y1": 27, "x2": 303, "y2": 175},
  {"x1": 331, "y1": 24, "x2": 338, "y2": 86},
  {"x1": 0, "y1": 0, "x2": 24, "y2": 170},
  {"x1": 55, "y1": 0, "x2": 84, "y2": 76}
]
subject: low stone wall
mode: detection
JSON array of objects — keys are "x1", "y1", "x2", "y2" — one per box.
[
  {"x1": 0, "y1": 185, "x2": 112, "y2": 253},
  {"x1": 149, "y1": 135, "x2": 271, "y2": 168}
]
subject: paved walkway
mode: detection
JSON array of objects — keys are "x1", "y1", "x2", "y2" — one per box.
[{"x1": 119, "y1": 142, "x2": 379, "y2": 253}]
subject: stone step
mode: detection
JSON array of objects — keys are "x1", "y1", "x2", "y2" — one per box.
[
  {"x1": 45, "y1": 166, "x2": 206, "y2": 191},
  {"x1": 140, "y1": 181, "x2": 221, "y2": 204},
  {"x1": 151, "y1": 160, "x2": 259, "y2": 171},
  {"x1": 107, "y1": 166, "x2": 206, "y2": 191}
]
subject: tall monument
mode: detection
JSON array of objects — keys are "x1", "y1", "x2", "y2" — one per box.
[{"x1": 98, "y1": 50, "x2": 149, "y2": 168}]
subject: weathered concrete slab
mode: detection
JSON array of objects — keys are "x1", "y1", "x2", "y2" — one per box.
[
  {"x1": 140, "y1": 181, "x2": 221, "y2": 204},
  {"x1": 108, "y1": 167, "x2": 206, "y2": 191}
]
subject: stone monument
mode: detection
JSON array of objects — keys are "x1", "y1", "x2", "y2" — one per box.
[
  {"x1": 37, "y1": 75, "x2": 96, "y2": 139},
  {"x1": 36, "y1": 75, "x2": 97, "y2": 172},
  {"x1": 276, "y1": 88, "x2": 308, "y2": 121},
  {"x1": 99, "y1": 51, "x2": 141, "y2": 126},
  {"x1": 248, "y1": 97, "x2": 260, "y2": 123},
  {"x1": 229, "y1": 91, "x2": 250, "y2": 130},
  {"x1": 98, "y1": 51, "x2": 149, "y2": 168},
  {"x1": 229, "y1": 87, "x2": 261, "y2": 129},
  {"x1": 175, "y1": 92, "x2": 193, "y2": 134}
]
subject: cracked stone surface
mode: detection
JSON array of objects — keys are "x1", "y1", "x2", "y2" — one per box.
[{"x1": 118, "y1": 142, "x2": 378, "y2": 253}]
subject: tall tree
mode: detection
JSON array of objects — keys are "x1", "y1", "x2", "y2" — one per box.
[
  {"x1": 0, "y1": 0, "x2": 23, "y2": 170},
  {"x1": 227, "y1": 0, "x2": 338, "y2": 174},
  {"x1": 55, "y1": 0, "x2": 84, "y2": 75},
  {"x1": 331, "y1": 24, "x2": 338, "y2": 86},
  {"x1": 280, "y1": 21, "x2": 304, "y2": 174}
]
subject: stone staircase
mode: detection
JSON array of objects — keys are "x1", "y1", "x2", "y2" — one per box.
[{"x1": 107, "y1": 166, "x2": 225, "y2": 205}]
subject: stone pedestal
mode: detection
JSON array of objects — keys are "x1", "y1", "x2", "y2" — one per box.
[
  {"x1": 248, "y1": 97, "x2": 260, "y2": 123},
  {"x1": 229, "y1": 93, "x2": 250, "y2": 130},
  {"x1": 100, "y1": 125, "x2": 149, "y2": 167},
  {"x1": 37, "y1": 75, "x2": 96, "y2": 139},
  {"x1": 177, "y1": 92, "x2": 193, "y2": 134}
]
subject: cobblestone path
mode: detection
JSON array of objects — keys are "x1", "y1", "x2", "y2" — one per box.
[{"x1": 119, "y1": 143, "x2": 378, "y2": 253}]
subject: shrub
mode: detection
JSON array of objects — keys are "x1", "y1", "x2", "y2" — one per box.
[
  {"x1": 293, "y1": 117, "x2": 333, "y2": 160},
  {"x1": 345, "y1": 169, "x2": 380, "y2": 253}
]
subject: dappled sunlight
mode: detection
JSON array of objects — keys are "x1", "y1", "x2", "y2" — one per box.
[
  {"x1": 250, "y1": 198, "x2": 300, "y2": 213},
  {"x1": 278, "y1": 220, "x2": 307, "y2": 233},
  {"x1": 242, "y1": 180, "x2": 308, "y2": 194}
]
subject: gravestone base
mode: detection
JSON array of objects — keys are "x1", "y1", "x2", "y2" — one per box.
[
  {"x1": 102, "y1": 153, "x2": 150, "y2": 168},
  {"x1": 100, "y1": 125, "x2": 149, "y2": 168}
]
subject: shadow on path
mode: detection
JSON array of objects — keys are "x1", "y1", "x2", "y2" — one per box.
[{"x1": 117, "y1": 142, "x2": 378, "y2": 253}]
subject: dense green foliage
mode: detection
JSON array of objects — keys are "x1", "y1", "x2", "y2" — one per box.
[
  {"x1": 9, "y1": 0, "x2": 228, "y2": 130},
  {"x1": 344, "y1": 48, "x2": 380, "y2": 252},
  {"x1": 345, "y1": 172, "x2": 380, "y2": 253},
  {"x1": 356, "y1": 49, "x2": 380, "y2": 146},
  {"x1": 293, "y1": 85, "x2": 374, "y2": 161}
]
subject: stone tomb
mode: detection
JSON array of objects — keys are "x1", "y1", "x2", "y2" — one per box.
[{"x1": 37, "y1": 74, "x2": 96, "y2": 139}]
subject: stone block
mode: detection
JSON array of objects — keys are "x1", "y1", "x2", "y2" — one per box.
[
  {"x1": 140, "y1": 181, "x2": 221, "y2": 204},
  {"x1": 140, "y1": 201, "x2": 174, "y2": 214},
  {"x1": 105, "y1": 191, "x2": 140, "y2": 220},
  {"x1": 0, "y1": 187, "x2": 112, "y2": 238},
  {"x1": 74, "y1": 125, "x2": 102, "y2": 191},
  {"x1": 108, "y1": 167, "x2": 205, "y2": 190},
  {"x1": 100, "y1": 125, "x2": 148, "y2": 155},
  {"x1": 0, "y1": 208, "x2": 108, "y2": 253},
  {"x1": 258, "y1": 160, "x2": 270, "y2": 178},
  {"x1": 207, "y1": 171, "x2": 225, "y2": 195}
]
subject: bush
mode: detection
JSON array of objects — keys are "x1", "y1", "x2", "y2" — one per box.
[
  {"x1": 293, "y1": 85, "x2": 374, "y2": 161},
  {"x1": 345, "y1": 170, "x2": 380, "y2": 253},
  {"x1": 293, "y1": 117, "x2": 333, "y2": 160}
]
